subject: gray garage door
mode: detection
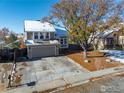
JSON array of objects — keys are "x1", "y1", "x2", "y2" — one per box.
[{"x1": 31, "y1": 45, "x2": 56, "y2": 58}]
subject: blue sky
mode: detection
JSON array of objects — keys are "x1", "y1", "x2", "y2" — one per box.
[
  {"x1": 0, "y1": 0, "x2": 123, "y2": 33},
  {"x1": 0, "y1": 0, "x2": 58, "y2": 33}
]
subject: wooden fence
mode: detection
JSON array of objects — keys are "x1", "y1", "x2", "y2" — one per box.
[{"x1": 0, "y1": 48, "x2": 27, "y2": 62}]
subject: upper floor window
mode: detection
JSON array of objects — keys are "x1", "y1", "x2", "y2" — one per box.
[
  {"x1": 45, "y1": 32, "x2": 49, "y2": 39},
  {"x1": 40, "y1": 33, "x2": 44, "y2": 39},
  {"x1": 34, "y1": 32, "x2": 38, "y2": 39}
]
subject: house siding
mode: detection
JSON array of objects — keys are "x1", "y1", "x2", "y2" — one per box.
[{"x1": 50, "y1": 32, "x2": 55, "y2": 39}]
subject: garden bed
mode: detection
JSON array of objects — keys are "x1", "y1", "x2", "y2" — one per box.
[{"x1": 67, "y1": 51, "x2": 122, "y2": 71}]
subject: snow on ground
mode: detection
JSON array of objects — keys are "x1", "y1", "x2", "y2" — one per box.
[{"x1": 101, "y1": 50, "x2": 124, "y2": 64}]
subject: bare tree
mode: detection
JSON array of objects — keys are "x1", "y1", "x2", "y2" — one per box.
[{"x1": 95, "y1": 58, "x2": 103, "y2": 70}]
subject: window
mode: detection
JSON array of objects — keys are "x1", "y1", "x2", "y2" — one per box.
[
  {"x1": 60, "y1": 38, "x2": 67, "y2": 45},
  {"x1": 40, "y1": 33, "x2": 44, "y2": 39},
  {"x1": 107, "y1": 38, "x2": 113, "y2": 45},
  {"x1": 45, "y1": 32, "x2": 49, "y2": 39},
  {"x1": 27, "y1": 32, "x2": 33, "y2": 39},
  {"x1": 60, "y1": 39, "x2": 64, "y2": 44},
  {"x1": 64, "y1": 38, "x2": 67, "y2": 44},
  {"x1": 34, "y1": 32, "x2": 38, "y2": 39}
]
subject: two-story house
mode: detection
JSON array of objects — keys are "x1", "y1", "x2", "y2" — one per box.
[{"x1": 24, "y1": 20, "x2": 68, "y2": 59}]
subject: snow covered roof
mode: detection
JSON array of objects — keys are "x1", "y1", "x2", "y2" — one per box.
[
  {"x1": 55, "y1": 27, "x2": 68, "y2": 37},
  {"x1": 24, "y1": 20, "x2": 56, "y2": 32},
  {"x1": 95, "y1": 27, "x2": 121, "y2": 38},
  {"x1": 25, "y1": 40, "x2": 34, "y2": 45},
  {"x1": 99, "y1": 29, "x2": 113, "y2": 38},
  {"x1": 92, "y1": 22, "x2": 124, "y2": 38}
]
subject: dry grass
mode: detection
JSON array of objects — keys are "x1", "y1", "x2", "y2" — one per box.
[
  {"x1": 21, "y1": 62, "x2": 28, "y2": 66},
  {"x1": 2, "y1": 64, "x2": 12, "y2": 71},
  {"x1": 116, "y1": 72, "x2": 124, "y2": 77},
  {"x1": 0, "y1": 84, "x2": 5, "y2": 91},
  {"x1": 67, "y1": 51, "x2": 122, "y2": 71}
]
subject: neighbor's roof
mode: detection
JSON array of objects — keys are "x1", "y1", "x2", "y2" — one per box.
[
  {"x1": 24, "y1": 20, "x2": 56, "y2": 32},
  {"x1": 96, "y1": 29, "x2": 114, "y2": 38},
  {"x1": 94, "y1": 26, "x2": 123, "y2": 38},
  {"x1": 90, "y1": 22, "x2": 124, "y2": 39},
  {"x1": 4, "y1": 40, "x2": 20, "y2": 49}
]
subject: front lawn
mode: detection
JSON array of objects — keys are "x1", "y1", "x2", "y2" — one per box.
[{"x1": 67, "y1": 51, "x2": 122, "y2": 71}]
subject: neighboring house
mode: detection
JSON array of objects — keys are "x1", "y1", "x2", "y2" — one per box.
[
  {"x1": 93, "y1": 23, "x2": 124, "y2": 50},
  {"x1": 24, "y1": 20, "x2": 68, "y2": 59}
]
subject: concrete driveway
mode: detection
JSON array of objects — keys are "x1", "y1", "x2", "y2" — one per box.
[{"x1": 20, "y1": 56, "x2": 89, "y2": 85}]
